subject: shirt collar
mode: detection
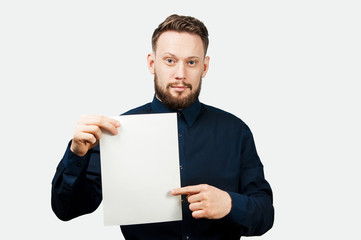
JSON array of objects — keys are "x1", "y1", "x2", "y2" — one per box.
[{"x1": 151, "y1": 95, "x2": 202, "y2": 127}]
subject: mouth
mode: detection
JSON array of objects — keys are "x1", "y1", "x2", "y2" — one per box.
[
  {"x1": 171, "y1": 85, "x2": 188, "y2": 92},
  {"x1": 169, "y1": 82, "x2": 192, "y2": 93}
]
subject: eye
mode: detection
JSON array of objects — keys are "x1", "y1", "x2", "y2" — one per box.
[
  {"x1": 166, "y1": 58, "x2": 175, "y2": 64},
  {"x1": 188, "y1": 60, "x2": 197, "y2": 66}
]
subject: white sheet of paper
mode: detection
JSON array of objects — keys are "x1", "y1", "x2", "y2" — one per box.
[{"x1": 99, "y1": 113, "x2": 182, "y2": 226}]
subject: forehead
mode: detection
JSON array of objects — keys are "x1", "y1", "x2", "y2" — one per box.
[{"x1": 156, "y1": 31, "x2": 205, "y2": 58}]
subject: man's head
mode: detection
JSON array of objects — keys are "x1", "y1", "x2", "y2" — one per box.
[
  {"x1": 147, "y1": 14, "x2": 210, "y2": 110},
  {"x1": 151, "y1": 14, "x2": 209, "y2": 56}
]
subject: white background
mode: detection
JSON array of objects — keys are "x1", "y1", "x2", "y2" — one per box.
[{"x1": 1, "y1": 0, "x2": 360, "y2": 239}]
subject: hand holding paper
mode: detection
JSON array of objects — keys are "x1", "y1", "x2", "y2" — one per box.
[{"x1": 70, "y1": 115, "x2": 120, "y2": 156}]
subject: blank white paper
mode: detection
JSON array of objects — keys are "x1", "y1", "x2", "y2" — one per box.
[{"x1": 99, "y1": 113, "x2": 182, "y2": 226}]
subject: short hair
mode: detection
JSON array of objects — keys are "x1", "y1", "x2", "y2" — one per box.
[{"x1": 151, "y1": 14, "x2": 209, "y2": 55}]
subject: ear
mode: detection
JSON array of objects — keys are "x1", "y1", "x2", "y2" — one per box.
[
  {"x1": 147, "y1": 53, "x2": 155, "y2": 75},
  {"x1": 201, "y1": 56, "x2": 210, "y2": 78}
]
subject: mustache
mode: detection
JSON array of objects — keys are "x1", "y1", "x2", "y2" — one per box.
[{"x1": 167, "y1": 82, "x2": 193, "y2": 90}]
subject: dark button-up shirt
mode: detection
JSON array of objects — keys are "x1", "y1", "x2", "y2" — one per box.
[{"x1": 51, "y1": 96, "x2": 274, "y2": 239}]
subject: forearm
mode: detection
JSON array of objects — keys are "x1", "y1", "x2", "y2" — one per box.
[
  {"x1": 51, "y1": 143, "x2": 102, "y2": 221},
  {"x1": 226, "y1": 190, "x2": 274, "y2": 236}
]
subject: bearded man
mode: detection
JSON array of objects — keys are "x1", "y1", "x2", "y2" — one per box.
[{"x1": 51, "y1": 14, "x2": 274, "y2": 240}]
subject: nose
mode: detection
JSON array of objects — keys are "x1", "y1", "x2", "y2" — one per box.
[{"x1": 175, "y1": 62, "x2": 186, "y2": 80}]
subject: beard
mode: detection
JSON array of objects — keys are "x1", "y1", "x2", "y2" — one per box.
[{"x1": 154, "y1": 73, "x2": 202, "y2": 111}]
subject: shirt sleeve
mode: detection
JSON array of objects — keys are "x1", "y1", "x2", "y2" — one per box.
[
  {"x1": 225, "y1": 124, "x2": 274, "y2": 236},
  {"x1": 51, "y1": 141, "x2": 102, "y2": 221}
]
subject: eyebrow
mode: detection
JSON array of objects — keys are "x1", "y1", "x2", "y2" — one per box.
[{"x1": 163, "y1": 52, "x2": 200, "y2": 60}]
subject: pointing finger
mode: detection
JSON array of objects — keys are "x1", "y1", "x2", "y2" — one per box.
[{"x1": 171, "y1": 184, "x2": 206, "y2": 196}]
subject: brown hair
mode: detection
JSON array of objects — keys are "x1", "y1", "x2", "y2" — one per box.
[{"x1": 151, "y1": 14, "x2": 209, "y2": 55}]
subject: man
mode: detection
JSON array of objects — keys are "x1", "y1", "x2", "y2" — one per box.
[{"x1": 51, "y1": 14, "x2": 274, "y2": 239}]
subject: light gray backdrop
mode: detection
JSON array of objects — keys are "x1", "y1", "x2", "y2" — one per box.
[{"x1": 1, "y1": 0, "x2": 360, "y2": 239}]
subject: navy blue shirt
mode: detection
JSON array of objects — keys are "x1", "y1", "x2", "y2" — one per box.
[{"x1": 51, "y1": 96, "x2": 274, "y2": 239}]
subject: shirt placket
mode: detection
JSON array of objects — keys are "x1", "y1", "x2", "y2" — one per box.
[{"x1": 177, "y1": 111, "x2": 192, "y2": 239}]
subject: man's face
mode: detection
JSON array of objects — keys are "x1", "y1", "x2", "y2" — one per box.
[{"x1": 147, "y1": 31, "x2": 210, "y2": 110}]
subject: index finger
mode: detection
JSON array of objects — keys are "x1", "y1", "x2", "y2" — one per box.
[
  {"x1": 171, "y1": 184, "x2": 204, "y2": 196},
  {"x1": 80, "y1": 115, "x2": 120, "y2": 134}
]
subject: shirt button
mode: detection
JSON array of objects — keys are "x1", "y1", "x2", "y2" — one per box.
[
  {"x1": 178, "y1": 133, "x2": 182, "y2": 138},
  {"x1": 186, "y1": 236, "x2": 190, "y2": 240},
  {"x1": 180, "y1": 165, "x2": 183, "y2": 170}
]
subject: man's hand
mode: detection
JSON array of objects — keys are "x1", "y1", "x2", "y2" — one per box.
[
  {"x1": 70, "y1": 115, "x2": 120, "y2": 157},
  {"x1": 171, "y1": 184, "x2": 232, "y2": 219}
]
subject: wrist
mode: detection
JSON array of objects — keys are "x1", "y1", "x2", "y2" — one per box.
[{"x1": 70, "y1": 140, "x2": 87, "y2": 157}]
